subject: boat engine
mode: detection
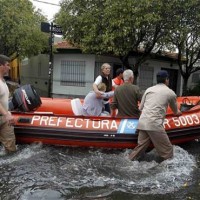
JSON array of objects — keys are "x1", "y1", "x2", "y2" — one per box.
[{"x1": 9, "y1": 84, "x2": 42, "y2": 112}]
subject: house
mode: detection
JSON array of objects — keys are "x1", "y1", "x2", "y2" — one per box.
[
  {"x1": 187, "y1": 60, "x2": 200, "y2": 89},
  {"x1": 20, "y1": 41, "x2": 183, "y2": 98}
]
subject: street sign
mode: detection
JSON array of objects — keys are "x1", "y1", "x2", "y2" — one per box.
[
  {"x1": 52, "y1": 25, "x2": 63, "y2": 35},
  {"x1": 41, "y1": 22, "x2": 50, "y2": 33},
  {"x1": 41, "y1": 22, "x2": 63, "y2": 35}
]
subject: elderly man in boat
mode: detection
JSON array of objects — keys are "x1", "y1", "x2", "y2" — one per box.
[{"x1": 110, "y1": 69, "x2": 142, "y2": 118}]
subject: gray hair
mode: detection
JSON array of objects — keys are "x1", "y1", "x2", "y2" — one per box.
[
  {"x1": 101, "y1": 63, "x2": 111, "y2": 70},
  {"x1": 123, "y1": 69, "x2": 134, "y2": 81}
]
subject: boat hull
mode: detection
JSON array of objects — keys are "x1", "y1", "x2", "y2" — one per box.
[
  {"x1": 13, "y1": 97, "x2": 200, "y2": 149},
  {"x1": 14, "y1": 125, "x2": 200, "y2": 149}
]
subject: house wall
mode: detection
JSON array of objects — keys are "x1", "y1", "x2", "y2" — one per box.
[
  {"x1": 188, "y1": 71, "x2": 200, "y2": 89},
  {"x1": 52, "y1": 54, "x2": 96, "y2": 98},
  {"x1": 128, "y1": 57, "x2": 182, "y2": 96},
  {"x1": 20, "y1": 54, "x2": 49, "y2": 97},
  {"x1": 52, "y1": 54, "x2": 123, "y2": 98},
  {"x1": 20, "y1": 53, "x2": 183, "y2": 98}
]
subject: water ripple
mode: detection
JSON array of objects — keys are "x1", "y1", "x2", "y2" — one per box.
[{"x1": 0, "y1": 144, "x2": 197, "y2": 199}]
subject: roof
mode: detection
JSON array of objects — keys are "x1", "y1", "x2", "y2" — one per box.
[
  {"x1": 54, "y1": 41, "x2": 179, "y2": 61},
  {"x1": 54, "y1": 41, "x2": 79, "y2": 49}
]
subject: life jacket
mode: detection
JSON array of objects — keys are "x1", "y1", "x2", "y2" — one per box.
[
  {"x1": 113, "y1": 77, "x2": 124, "y2": 87},
  {"x1": 112, "y1": 77, "x2": 124, "y2": 91}
]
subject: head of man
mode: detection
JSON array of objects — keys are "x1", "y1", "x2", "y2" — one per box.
[
  {"x1": 101, "y1": 63, "x2": 111, "y2": 77},
  {"x1": 156, "y1": 70, "x2": 169, "y2": 85},
  {"x1": 123, "y1": 69, "x2": 134, "y2": 83},
  {"x1": 0, "y1": 54, "x2": 11, "y2": 78},
  {"x1": 116, "y1": 68, "x2": 124, "y2": 79}
]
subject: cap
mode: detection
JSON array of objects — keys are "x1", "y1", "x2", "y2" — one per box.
[{"x1": 157, "y1": 70, "x2": 169, "y2": 78}]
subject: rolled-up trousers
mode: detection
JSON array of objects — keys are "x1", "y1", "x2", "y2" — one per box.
[{"x1": 0, "y1": 121, "x2": 16, "y2": 153}]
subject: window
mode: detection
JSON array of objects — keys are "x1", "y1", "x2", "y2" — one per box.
[
  {"x1": 60, "y1": 60, "x2": 86, "y2": 87},
  {"x1": 192, "y1": 73, "x2": 200, "y2": 83}
]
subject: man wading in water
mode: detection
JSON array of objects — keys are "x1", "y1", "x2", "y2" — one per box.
[{"x1": 129, "y1": 70, "x2": 182, "y2": 162}]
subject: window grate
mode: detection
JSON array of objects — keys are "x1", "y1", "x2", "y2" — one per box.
[{"x1": 60, "y1": 60, "x2": 86, "y2": 87}]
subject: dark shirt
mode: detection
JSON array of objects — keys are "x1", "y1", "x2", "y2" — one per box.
[
  {"x1": 101, "y1": 74, "x2": 112, "y2": 101},
  {"x1": 110, "y1": 83, "x2": 142, "y2": 117}
]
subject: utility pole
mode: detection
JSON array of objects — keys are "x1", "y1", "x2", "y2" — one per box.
[
  {"x1": 48, "y1": 22, "x2": 54, "y2": 97},
  {"x1": 41, "y1": 22, "x2": 63, "y2": 97}
]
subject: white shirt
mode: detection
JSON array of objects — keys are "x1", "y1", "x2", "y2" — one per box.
[
  {"x1": 137, "y1": 83, "x2": 178, "y2": 131},
  {"x1": 0, "y1": 79, "x2": 9, "y2": 111}
]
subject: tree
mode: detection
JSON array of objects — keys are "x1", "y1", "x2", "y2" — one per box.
[
  {"x1": 56, "y1": 0, "x2": 200, "y2": 91},
  {"x1": 0, "y1": 0, "x2": 49, "y2": 58},
  {"x1": 163, "y1": 0, "x2": 200, "y2": 95},
  {"x1": 55, "y1": 0, "x2": 169, "y2": 77}
]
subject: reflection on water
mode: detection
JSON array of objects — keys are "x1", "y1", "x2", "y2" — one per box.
[{"x1": 0, "y1": 142, "x2": 199, "y2": 200}]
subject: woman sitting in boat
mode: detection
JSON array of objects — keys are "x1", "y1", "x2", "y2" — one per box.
[{"x1": 83, "y1": 83, "x2": 114, "y2": 116}]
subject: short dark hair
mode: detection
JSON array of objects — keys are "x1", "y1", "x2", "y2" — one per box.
[
  {"x1": 116, "y1": 68, "x2": 124, "y2": 76},
  {"x1": 0, "y1": 54, "x2": 11, "y2": 65},
  {"x1": 156, "y1": 70, "x2": 169, "y2": 83}
]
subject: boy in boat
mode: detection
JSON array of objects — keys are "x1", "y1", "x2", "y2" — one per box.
[
  {"x1": 128, "y1": 70, "x2": 182, "y2": 162},
  {"x1": 83, "y1": 83, "x2": 114, "y2": 116},
  {"x1": 112, "y1": 68, "x2": 124, "y2": 90},
  {"x1": 0, "y1": 55, "x2": 17, "y2": 154}
]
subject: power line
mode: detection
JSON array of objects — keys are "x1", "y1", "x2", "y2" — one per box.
[{"x1": 32, "y1": 0, "x2": 60, "y2": 7}]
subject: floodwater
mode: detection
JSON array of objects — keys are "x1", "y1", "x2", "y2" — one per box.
[{"x1": 0, "y1": 141, "x2": 200, "y2": 200}]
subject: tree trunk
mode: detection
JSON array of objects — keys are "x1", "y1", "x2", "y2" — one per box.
[
  {"x1": 120, "y1": 54, "x2": 131, "y2": 69},
  {"x1": 182, "y1": 76, "x2": 189, "y2": 96}
]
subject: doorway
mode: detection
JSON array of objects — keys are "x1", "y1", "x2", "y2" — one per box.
[{"x1": 161, "y1": 68, "x2": 178, "y2": 93}]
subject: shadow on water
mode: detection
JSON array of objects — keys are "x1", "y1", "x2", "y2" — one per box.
[{"x1": 0, "y1": 141, "x2": 200, "y2": 200}]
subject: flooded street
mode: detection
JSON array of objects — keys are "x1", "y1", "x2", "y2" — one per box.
[{"x1": 0, "y1": 141, "x2": 200, "y2": 200}]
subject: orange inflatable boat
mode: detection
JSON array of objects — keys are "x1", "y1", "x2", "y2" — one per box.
[{"x1": 10, "y1": 85, "x2": 200, "y2": 149}]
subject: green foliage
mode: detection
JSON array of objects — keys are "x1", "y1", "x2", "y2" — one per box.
[
  {"x1": 56, "y1": 0, "x2": 200, "y2": 90},
  {"x1": 56, "y1": 0, "x2": 172, "y2": 74},
  {"x1": 162, "y1": 0, "x2": 200, "y2": 94},
  {"x1": 0, "y1": 0, "x2": 49, "y2": 57},
  {"x1": 56, "y1": 0, "x2": 167, "y2": 56}
]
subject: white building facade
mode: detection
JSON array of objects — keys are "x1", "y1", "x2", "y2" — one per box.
[{"x1": 20, "y1": 51, "x2": 183, "y2": 98}]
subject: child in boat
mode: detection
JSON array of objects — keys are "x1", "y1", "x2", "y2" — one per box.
[
  {"x1": 83, "y1": 83, "x2": 114, "y2": 116},
  {"x1": 112, "y1": 68, "x2": 124, "y2": 90}
]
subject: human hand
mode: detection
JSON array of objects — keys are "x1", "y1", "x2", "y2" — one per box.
[
  {"x1": 175, "y1": 110, "x2": 182, "y2": 116},
  {"x1": 96, "y1": 91, "x2": 104, "y2": 98},
  {"x1": 4, "y1": 112, "x2": 14, "y2": 125}
]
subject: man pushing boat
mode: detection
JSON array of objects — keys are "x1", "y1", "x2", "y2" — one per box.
[{"x1": 129, "y1": 70, "x2": 182, "y2": 162}]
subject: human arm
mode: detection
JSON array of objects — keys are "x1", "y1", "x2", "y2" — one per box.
[
  {"x1": 169, "y1": 93, "x2": 182, "y2": 116},
  {"x1": 93, "y1": 76, "x2": 103, "y2": 97},
  {"x1": 112, "y1": 79, "x2": 118, "y2": 89},
  {"x1": 110, "y1": 92, "x2": 118, "y2": 117},
  {"x1": 101, "y1": 91, "x2": 114, "y2": 98},
  {"x1": 139, "y1": 90, "x2": 146, "y2": 111},
  {"x1": 0, "y1": 103, "x2": 14, "y2": 125}
]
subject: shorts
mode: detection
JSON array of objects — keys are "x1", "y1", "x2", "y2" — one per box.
[{"x1": 0, "y1": 121, "x2": 16, "y2": 152}]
